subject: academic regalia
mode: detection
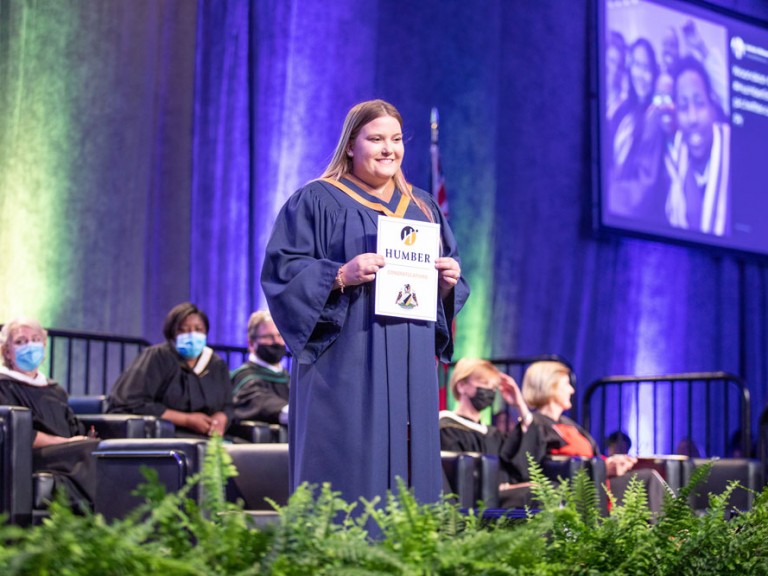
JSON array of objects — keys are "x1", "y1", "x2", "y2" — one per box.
[
  {"x1": 439, "y1": 411, "x2": 504, "y2": 454},
  {"x1": 439, "y1": 411, "x2": 508, "y2": 481},
  {"x1": 107, "y1": 342, "x2": 234, "y2": 435},
  {"x1": 261, "y1": 178, "x2": 469, "y2": 506},
  {"x1": 231, "y1": 359, "x2": 289, "y2": 424},
  {"x1": 500, "y1": 412, "x2": 600, "y2": 483},
  {"x1": 0, "y1": 367, "x2": 98, "y2": 509},
  {"x1": 502, "y1": 412, "x2": 668, "y2": 511},
  {"x1": 439, "y1": 411, "x2": 537, "y2": 508}
]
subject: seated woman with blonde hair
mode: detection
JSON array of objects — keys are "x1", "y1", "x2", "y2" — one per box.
[
  {"x1": 439, "y1": 358, "x2": 534, "y2": 508},
  {"x1": 502, "y1": 361, "x2": 668, "y2": 512},
  {"x1": 0, "y1": 317, "x2": 98, "y2": 510}
]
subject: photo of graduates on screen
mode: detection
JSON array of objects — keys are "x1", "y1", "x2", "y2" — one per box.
[{"x1": 605, "y1": 2, "x2": 730, "y2": 237}]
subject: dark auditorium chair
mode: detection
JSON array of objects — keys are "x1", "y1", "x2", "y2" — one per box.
[
  {"x1": 68, "y1": 395, "x2": 176, "y2": 439},
  {"x1": 80, "y1": 414, "x2": 174, "y2": 440},
  {"x1": 542, "y1": 455, "x2": 609, "y2": 515},
  {"x1": 228, "y1": 420, "x2": 288, "y2": 443},
  {"x1": 93, "y1": 438, "x2": 208, "y2": 520},
  {"x1": 686, "y1": 457, "x2": 764, "y2": 515},
  {"x1": 0, "y1": 404, "x2": 176, "y2": 525},
  {"x1": 68, "y1": 395, "x2": 109, "y2": 415},
  {"x1": 441, "y1": 451, "x2": 500, "y2": 509},
  {"x1": 633, "y1": 455, "x2": 692, "y2": 494},
  {"x1": 0, "y1": 406, "x2": 35, "y2": 525},
  {"x1": 225, "y1": 443, "x2": 289, "y2": 525}
]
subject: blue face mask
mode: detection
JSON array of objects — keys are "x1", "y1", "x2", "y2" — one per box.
[
  {"x1": 15, "y1": 342, "x2": 45, "y2": 372},
  {"x1": 175, "y1": 332, "x2": 207, "y2": 360}
]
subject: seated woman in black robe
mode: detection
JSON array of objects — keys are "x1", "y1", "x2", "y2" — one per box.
[
  {"x1": 438, "y1": 358, "x2": 534, "y2": 507},
  {"x1": 107, "y1": 302, "x2": 233, "y2": 438},
  {"x1": 0, "y1": 318, "x2": 98, "y2": 510},
  {"x1": 501, "y1": 361, "x2": 669, "y2": 514}
]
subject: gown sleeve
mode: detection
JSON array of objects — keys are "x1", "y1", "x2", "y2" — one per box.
[
  {"x1": 107, "y1": 346, "x2": 176, "y2": 417},
  {"x1": 498, "y1": 421, "x2": 550, "y2": 483},
  {"x1": 260, "y1": 184, "x2": 351, "y2": 363},
  {"x1": 426, "y1": 192, "x2": 470, "y2": 362},
  {"x1": 207, "y1": 355, "x2": 234, "y2": 423}
]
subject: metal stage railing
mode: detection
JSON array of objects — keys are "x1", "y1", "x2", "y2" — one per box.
[{"x1": 581, "y1": 372, "x2": 751, "y2": 459}]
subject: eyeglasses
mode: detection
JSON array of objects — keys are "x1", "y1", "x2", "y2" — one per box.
[{"x1": 256, "y1": 334, "x2": 282, "y2": 344}]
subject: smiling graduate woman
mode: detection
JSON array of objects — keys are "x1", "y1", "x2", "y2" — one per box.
[{"x1": 261, "y1": 99, "x2": 470, "y2": 507}]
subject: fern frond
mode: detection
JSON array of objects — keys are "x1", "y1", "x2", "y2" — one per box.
[
  {"x1": 571, "y1": 467, "x2": 601, "y2": 528},
  {"x1": 525, "y1": 453, "x2": 561, "y2": 511}
]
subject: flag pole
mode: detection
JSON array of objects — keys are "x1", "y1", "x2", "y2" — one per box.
[
  {"x1": 430, "y1": 107, "x2": 439, "y2": 145},
  {"x1": 429, "y1": 107, "x2": 438, "y2": 197}
]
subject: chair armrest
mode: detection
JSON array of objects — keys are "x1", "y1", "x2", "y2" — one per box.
[
  {"x1": 634, "y1": 455, "x2": 691, "y2": 493},
  {"x1": 441, "y1": 450, "x2": 502, "y2": 509},
  {"x1": 0, "y1": 405, "x2": 34, "y2": 525},
  {"x1": 441, "y1": 451, "x2": 477, "y2": 508},
  {"x1": 228, "y1": 420, "x2": 284, "y2": 443},
  {"x1": 152, "y1": 418, "x2": 176, "y2": 438},
  {"x1": 541, "y1": 455, "x2": 608, "y2": 515},
  {"x1": 79, "y1": 414, "x2": 175, "y2": 439},
  {"x1": 475, "y1": 452, "x2": 500, "y2": 508},
  {"x1": 68, "y1": 395, "x2": 108, "y2": 415},
  {"x1": 79, "y1": 414, "x2": 148, "y2": 439}
]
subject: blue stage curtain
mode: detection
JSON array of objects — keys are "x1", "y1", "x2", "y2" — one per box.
[{"x1": 189, "y1": 0, "x2": 251, "y2": 346}]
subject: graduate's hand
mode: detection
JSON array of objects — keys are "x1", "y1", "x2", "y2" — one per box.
[
  {"x1": 340, "y1": 253, "x2": 386, "y2": 287},
  {"x1": 436, "y1": 257, "x2": 461, "y2": 297}
]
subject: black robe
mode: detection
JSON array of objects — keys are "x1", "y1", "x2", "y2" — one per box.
[
  {"x1": 107, "y1": 343, "x2": 234, "y2": 436},
  {"x1": 439, "y1": 411, "x2": 508, "y2": 481},
  {"x1": 231, "y1": 361, "x2": 289, "y2": 424},
  {"x1": 262, "y1": 178, "x2": 469, "y2": 506},
  {"x1": 0, "y1": 374, "x2": 98, "y2": 510},
  {"x1": 501, "y1": 412, "x2": 668, "y2": 511}
]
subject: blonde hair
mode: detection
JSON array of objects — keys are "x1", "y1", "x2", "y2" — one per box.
[
  {"x1": 522, "y1": 361, "x2": 571, "y2": 409},
  {"x1": 320, "y1": 99, "x2": 434, "y2": 222},
  {"x1": 0, "y1": 317, "x2": 48, "y2": 369},
  {"x1": 448, "y1": 358, "x2": 501, "y2": 401},
  {"x1": 246, "y1": 310, "x2": 273, "y2": 344}
]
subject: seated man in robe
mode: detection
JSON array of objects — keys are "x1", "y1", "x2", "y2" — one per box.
[{"x1": 231, "y1": 310, "x2": 289, "y2": 425}]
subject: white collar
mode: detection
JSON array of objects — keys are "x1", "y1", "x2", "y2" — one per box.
[
  {"x1": 192, "y1": 346, "x2": 214, "y2": 375},
  {"x1": 248, "y1": 352, "x2": 284, "y2": 372},
  {"x1": 0, "y1": 365, "x2": 50, "y2": 387},
  {"x1": 439, "y1": 410, "x2": 488, "y2": 434}
]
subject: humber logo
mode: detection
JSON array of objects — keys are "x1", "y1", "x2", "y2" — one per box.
[
  {"x1": 400, "y1": 226, "x2": 418, "y2": 246},
  {"x1": 386, "y1": 226, "x2": 430, "y2": 262}
]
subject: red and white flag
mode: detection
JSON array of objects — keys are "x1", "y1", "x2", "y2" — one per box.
[{"x1": 430, "y1": 107, "x2": 449, "y2": 220}]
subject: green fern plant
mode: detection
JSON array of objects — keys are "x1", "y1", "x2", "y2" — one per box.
[{"x1": 3, "y1": 443, "x2": 768, "y2": 575}]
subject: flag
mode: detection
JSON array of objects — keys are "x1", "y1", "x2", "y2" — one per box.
[{"x1": 430, "y1": 107, "x2": 449, "y2": 220}]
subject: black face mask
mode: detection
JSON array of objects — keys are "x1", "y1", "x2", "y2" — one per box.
[
  {"x1": 256, "y1": 343, "x2": 286, "y2": 365},
  {"x1": 469, "y1": 387, "x2": 496, "y2": 412}
]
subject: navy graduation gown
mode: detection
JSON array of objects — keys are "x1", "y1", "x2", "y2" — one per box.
[{"x1": 261, "y1": 178, "x2": 469, "y2": 506}]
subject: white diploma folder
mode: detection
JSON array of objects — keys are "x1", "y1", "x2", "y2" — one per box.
[{"x1": 375, "y1": 215, "x2": 440, "y2": 321}]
